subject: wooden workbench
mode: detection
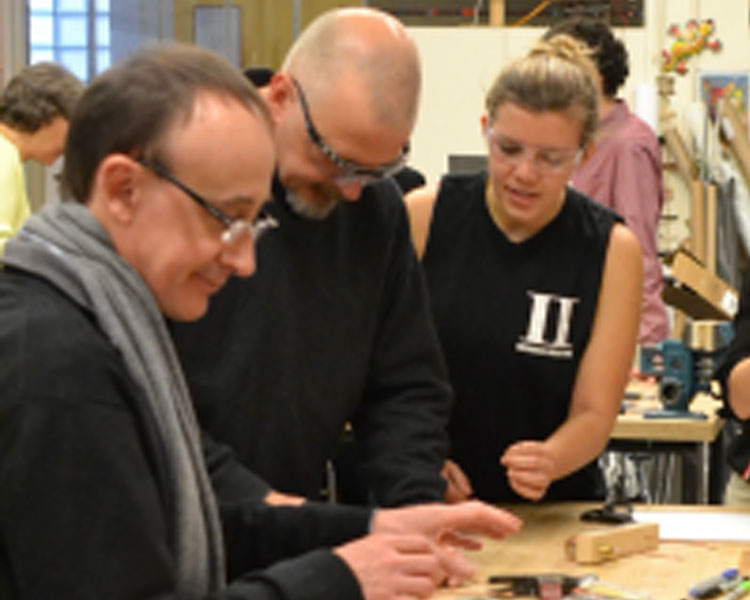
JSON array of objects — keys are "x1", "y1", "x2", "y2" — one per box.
[
  {"x1": 435, "y1": 502, "x2": 750, "y2": 599},
  {"x1": 609, "y1": 386, "x2": 725, "y2": 503},
  {"x1": 613, "y1": 387, "x2": 724, "y2": 442}
]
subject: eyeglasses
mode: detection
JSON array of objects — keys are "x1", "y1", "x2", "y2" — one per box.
[
  {"x1": 138, "y1": 158, "x2": 278, "y2": 246},
  {"x1": 291, "y1": 76, "x2": 410, "y2": 185},
  {"x1": 485, "y1": 129, "x2": 583, "y2": 175}
]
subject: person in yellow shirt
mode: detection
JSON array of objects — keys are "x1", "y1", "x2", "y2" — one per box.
[{"x1": 0, "y1": 62, "x2": 83, "y2": 253}]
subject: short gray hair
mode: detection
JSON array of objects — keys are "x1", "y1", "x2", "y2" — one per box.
[{"x1": 283, "y1": 7, "x2": 421, "y2": 131}]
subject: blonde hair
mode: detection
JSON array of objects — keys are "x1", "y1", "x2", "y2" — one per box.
[{"x1": 485, "y1": 34, "x2": 599, "y2": 147}]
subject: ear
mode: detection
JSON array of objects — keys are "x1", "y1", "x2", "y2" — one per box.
[
  {"x1": 91, "y1": 154, "x2": 141, "y2": 226},
  {"x1": 480, "y1": 113, "x2": 489, "y2": 135},
  {"x1": 264, "y1": 72, "x2": 293, "y2": 124}
]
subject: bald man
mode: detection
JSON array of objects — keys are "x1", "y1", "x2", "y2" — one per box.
[{"x1": 171, "y1": 7, "x2": 451, "y2": 507}]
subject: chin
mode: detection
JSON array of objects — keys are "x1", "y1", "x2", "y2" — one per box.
[
  {"x1": 162, "y1": 299, "x2": 209, "y2": 323},
  {"x1": 285, "y1": 184, "x2": 342, "y2": 220}
]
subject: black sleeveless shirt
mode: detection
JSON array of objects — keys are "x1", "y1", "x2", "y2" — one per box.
[{"x1": 423, "y1": 171, "x2": 622, "y2": 502}]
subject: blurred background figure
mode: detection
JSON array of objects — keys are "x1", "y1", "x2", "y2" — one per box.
[
  {"x1": 545, "y1": 18, "x2": 668, "y2": 347},
  {"x1": 0, "y1": 62, "x2": 83, "y2": 254}
]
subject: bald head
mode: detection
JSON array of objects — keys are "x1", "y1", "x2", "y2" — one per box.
[{"x1": 282, "y1": 7, "x2": 421, "y2": 131}]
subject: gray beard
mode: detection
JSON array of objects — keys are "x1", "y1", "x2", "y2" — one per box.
[{"x1": 285, "y1": 188, "x2": 341, "y2": 220}]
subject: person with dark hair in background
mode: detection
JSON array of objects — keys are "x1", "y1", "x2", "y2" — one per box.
[
  {"x1": 406, "y1": 35, "x2": 642, "y2": 503},
  {"x1": 172, "y1": 7, "x2": 451, "y2": 508},
  {"x1": 0, "y1": 42, "x2": 522, "y2": 599},
  {"x1": 543, "y1": 19, "x2": 668, "y2": 347},
  {"x1": 0, "y1": 62, "x2": 83, "y2": 253}
]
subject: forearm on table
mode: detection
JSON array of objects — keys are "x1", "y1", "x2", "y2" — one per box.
[{"x1": 728, "y1": 358, "x2": 750, "y2": 419}]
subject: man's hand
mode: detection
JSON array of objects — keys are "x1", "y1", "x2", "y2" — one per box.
[
  {"x1": 441, "y1": 459, "x2": 473, "y2": 503},
  {"x1": 334, "y1": 533, "x2": 475, "y2": 600},
  {"x1": 371, "y1": 500, "x2": 522, "y2": 550},
  {"x1": 500, "y1": 440, "x2": 555, "y2": 500}
]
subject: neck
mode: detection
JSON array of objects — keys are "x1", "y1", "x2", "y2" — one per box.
[
  {"x1": 598, "y1": 95, "x2": 618, "y2": 121},
  {"x1": 0, "y1": 123, "x2": 29, "y2": 161},
  {"x1": 485, "y1": 180, "x2": 531, "y2": 243}
]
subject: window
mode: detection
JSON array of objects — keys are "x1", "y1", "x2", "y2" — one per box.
[{"x1": 28, "y1": 0, "x2": 111, "y2": 82}]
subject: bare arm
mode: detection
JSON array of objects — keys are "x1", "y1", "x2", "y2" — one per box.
[
  {"x1": 404, "y1": 184, "x2": 439, "y2": 259},
  {"x1": 728, "y1": 358, "x2": 750, "y2": 419},
  {"x1": 502, "y1": 223, "x2": 643, "y2": 499}
]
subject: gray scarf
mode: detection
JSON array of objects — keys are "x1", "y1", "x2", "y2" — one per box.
[{"x1": 4, "y1": 203, "x2": 225, "y2": 598}]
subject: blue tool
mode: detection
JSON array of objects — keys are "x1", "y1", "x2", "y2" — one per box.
[{"x1": 688, "y1": 568, "x2": 739, "y2": 598}]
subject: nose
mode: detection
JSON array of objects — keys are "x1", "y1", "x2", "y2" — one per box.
[
  {"x1": 512, "y1": 152, "x2": 541, "y2": 180},
  {"x1": 220, "y1": 238, "x2": 257, "y2": 278},
  {"x1": 335, "y1": 179, "x2": 364, "y2": 201}
]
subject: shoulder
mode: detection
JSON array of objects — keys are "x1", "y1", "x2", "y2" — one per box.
[
  {"x1": 0, "y1": 270, "x2": 128, "y2": 398},
  {"x1": 407, "y1": 171, "x2": 486, "y2": 223},
  {"x1": 565, "y1": 187, "x2": 622, "y2": 229},
  {"x1": 608, "y1": 221, "x2": 642, "y2": 258},
  {"x1": 616, "y1": 111, "x2": 661, "y2": 153},
  {"x1": 404, "y1": 183, "x2": 439, "y2": 259},
  {"x1": 0, "y1": 137, "x2": 22, "y2": 179},
  {"x1": 406, "y1": 172, "x2": 488, "y2": 258}
]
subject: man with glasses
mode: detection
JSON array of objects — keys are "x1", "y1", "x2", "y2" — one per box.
[
  {"x1": 0, "y1": 42, "x2": 524, "y2": 599},
  {"x1": 171, "y1": 7, "x2": 452, "y2": 507}
]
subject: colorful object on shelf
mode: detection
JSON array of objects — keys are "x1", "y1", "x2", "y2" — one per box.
[
  {"x1": 662, "y1": 18, "x2": 722, "y2": 75},
  {"x1": 700, "y1": 72, "x2": 748, "y2": 123}
]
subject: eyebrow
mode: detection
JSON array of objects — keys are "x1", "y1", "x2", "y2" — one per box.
[{"x1": 494, "y1": 134, "x2": 571, "y2": 154}]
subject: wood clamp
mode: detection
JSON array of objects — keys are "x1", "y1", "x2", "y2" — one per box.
[
  {"x1": 488, "y1": 573, "x2": 583, "y2": 599},
  {"x1": 565, "y1": 522, "x2": 659, "y2": 564}
]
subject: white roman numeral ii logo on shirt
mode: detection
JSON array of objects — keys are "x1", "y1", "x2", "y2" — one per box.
[{"x1": 515, "y1": 291, "x2": 578, "y2": 359}]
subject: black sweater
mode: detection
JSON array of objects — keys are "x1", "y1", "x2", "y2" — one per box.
[
  {"x1": 0, "y1": 269, "x2": 369, "y2": 599},
  {"x1": 171, "y1": 177, "x2": 451, "y2": 506}
]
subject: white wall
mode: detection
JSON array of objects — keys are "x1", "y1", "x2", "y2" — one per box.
[{"x1": 407, "y1": 0, "x2": 750, "y2": 252}]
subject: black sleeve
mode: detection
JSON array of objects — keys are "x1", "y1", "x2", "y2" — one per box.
[
  {"x1": 351, "y1": 189, "x2": 452, "y2": 507},
  {"x1": 203, "y1": 427, "x2": 372, "y2": 575},
  {"x1": 0, "y1": 379, "x2": 368, "y2": 600},
  {"x1": 205, "y1": 432, "x2": 271, "y2": 503},
  {"x1": 0, "y1": 308, "x2": 368, "y2": 599},
  {"x1": 220, "y1": 501, "x2": 371, "y2": 578},
  {"x1": 223, "y1": 550, "x2": 362, "y2": 600}
]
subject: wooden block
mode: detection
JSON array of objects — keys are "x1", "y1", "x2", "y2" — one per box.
[
  {"x1": 569, "y1": 523, "x2": 659, "y2": 564},
  {"x1": 489, "y1": 0, "x2": 505, "y2": 26}
]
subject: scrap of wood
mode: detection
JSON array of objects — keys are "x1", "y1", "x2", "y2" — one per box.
[{"x1": 568, "y1": 523, "x2": 659, "y2": 564}]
